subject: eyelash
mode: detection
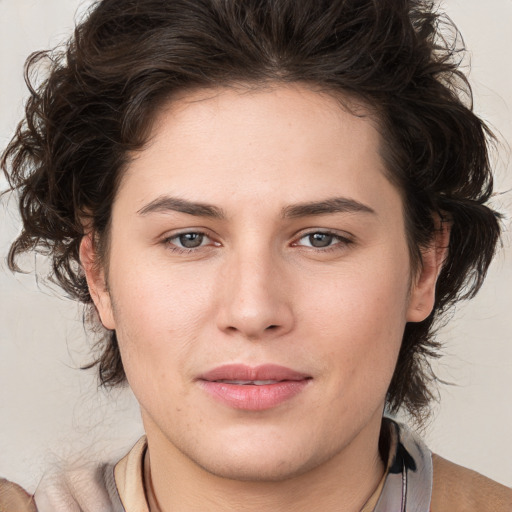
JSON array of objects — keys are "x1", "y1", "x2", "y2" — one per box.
[
  {"x1": 163, "y1": 231, "x2": 217, "y2": 254},
  {"x1": 162, "y1": 229, "x2": 354, "y2": 255},
  {"x1": 292, "y1": 230, "x2": 354, "y2": 253}
]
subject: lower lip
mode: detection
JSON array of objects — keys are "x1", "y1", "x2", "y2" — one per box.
[{"x1": 199, "y1": 380, "x2": 310, "y2": 411}]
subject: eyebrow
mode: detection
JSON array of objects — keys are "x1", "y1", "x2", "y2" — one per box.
[
  {"x1": 282, "y1": 197, "x2": 376, "y2": 218},
  {"x1": 137, "y1": 196, "x2": 226, "y2": 219},
  {"x1": 137, "y1": 195, "x2": 375, "y2": 220}
]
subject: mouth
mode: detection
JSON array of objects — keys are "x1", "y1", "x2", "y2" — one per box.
[
  {"x1": 197, "y1": 364, "x2": 312, "y2": 411},
  {"x1": 212, "y1": 379, "x2": 283, "y2": 385}
]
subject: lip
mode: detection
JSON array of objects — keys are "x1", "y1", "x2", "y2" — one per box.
[{"x1": 198, "y1": 364, "x2": 312, "y2": 411}]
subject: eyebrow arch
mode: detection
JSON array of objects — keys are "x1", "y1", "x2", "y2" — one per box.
[
  {"x1": 137, "y1": 196, "x2": 226, "y2": 219},
  {"x1": 282, "y1": 197, "x2": 375, "y2": 218}
]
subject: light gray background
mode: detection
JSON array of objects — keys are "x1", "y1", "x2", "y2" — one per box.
[{"x1": 1, "y1": 0, "x2": 511, "y2": 490}]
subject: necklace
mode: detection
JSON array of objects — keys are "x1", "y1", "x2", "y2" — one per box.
[{"x1": 144, "y1": 450, "x2": 163, "y2": 512}]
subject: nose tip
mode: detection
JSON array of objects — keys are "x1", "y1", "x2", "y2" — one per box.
[
  {"x1": 222, "y1": 301, "x2": 292, "y2": 340},
  {"x1": 216, "y1": 257, "x2": 294, "y2": 340}
]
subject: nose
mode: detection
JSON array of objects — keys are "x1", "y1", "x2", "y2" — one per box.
[{"x1": 216, "y1": 248, "x2": 294, "y2": 341}]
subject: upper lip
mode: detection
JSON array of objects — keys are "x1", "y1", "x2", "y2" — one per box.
[{"x1": 199, "y1": 364, "x2": 311, "y2": 382}]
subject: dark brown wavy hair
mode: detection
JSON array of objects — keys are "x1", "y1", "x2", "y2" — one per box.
[{"x1": 1, "y1": 0, "x2": 501, "y2": 422}]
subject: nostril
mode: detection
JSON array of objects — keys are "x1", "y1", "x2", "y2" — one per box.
[{"x1": 266, "y1": 325, "x2": 278, "y2": 330}]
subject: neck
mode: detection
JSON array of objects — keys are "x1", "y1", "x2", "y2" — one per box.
[{"x1": 143, "y1": 415, "x2": 386, "y2": 512}]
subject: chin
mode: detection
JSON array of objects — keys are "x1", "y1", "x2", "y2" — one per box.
[
  {"x1": 195, "y1": 453, "x2": 320, "y2": 483},
  {"x1": 185, "y1": 434, "x2": 334, "y2": 483}
]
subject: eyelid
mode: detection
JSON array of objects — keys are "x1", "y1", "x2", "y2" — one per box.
[
  {"x1": 291, "y1": 228, "x2": 355, "y2": 249},
  {"x1": 162, "y1": 228, "x2": 221, "y2": 251}
]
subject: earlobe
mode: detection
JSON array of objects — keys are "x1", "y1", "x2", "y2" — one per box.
[
  {"x1": 79, "y1": 234, "x2": 116, "y2": 330},
  {"x1": 406, "y1": 218, "x2": 450, "y2": 323}
]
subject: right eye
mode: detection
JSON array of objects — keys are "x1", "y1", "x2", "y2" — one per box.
[{"x1": 164, "y1": 231, "x2": 218, "y2": 252}]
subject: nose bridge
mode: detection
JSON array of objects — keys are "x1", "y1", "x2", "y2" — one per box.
[{"x1": 217, "y1": 239, "x2": 293, "y2": 339}]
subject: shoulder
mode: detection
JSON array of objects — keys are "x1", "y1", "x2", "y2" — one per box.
[
  {"x1": 33, "y1": 462, "x2": 123, "y2": 512},
  {"x1": 431, "y1": 454, "x2": 512, "y2": 512},
  {"x1": 0, "y1": 461, "x2": 124, "y2": 512},
  {"x1": 0, "y1": 478, "x2": 36, "y2": 512},
  {"x1": 0, "y1": 439, "x2": 146, "y2": 512}
]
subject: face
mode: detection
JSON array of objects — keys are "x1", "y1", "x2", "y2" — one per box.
[{"x1": 84, "y1": 84, "x2": 437, "y2": 481}]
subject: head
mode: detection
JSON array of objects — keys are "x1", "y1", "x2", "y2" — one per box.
[{"x1": 2, "y1": 0, "x2": 500, "y2": 454}]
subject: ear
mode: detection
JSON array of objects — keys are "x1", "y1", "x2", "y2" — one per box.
[
  {"x1": 79, "y1": 233, "x2": 116, "y2": 330},
  {"x1": 406, "y1": 217, "x2": 451, "y2": 322}
]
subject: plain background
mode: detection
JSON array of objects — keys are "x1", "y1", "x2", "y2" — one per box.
[{"x1": 1, "y1": 0, "x2": 511, "y2": 490}]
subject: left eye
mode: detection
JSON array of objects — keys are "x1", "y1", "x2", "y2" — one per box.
[
  {"x1": 296, "y1": 232, "x2": 346, "y2": 248},
  {"x1": 168, "y1": 232, "x2": 211, "y2": 249}
]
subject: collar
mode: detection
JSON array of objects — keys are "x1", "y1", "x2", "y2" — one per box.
[{"x1": 374, "y1": 418, "x2": 433, "y2": 511}]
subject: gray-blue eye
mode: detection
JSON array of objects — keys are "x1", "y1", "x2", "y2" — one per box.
[
  {"x1": 165, "y1": 231, "x2": 221, "y2": 252},
  {"x1": 309, "y1": 233, "x2": 334, "y2": 247},
  {"x1": 177, "y1": 233, "x2": 204, "y2": 248},
  {"x1": 300, "y1": 232, "x2": 337, "y2": 248}
]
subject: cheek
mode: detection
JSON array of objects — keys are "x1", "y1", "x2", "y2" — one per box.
[
  {"x1": 111, "y1": 252, "x2": 213, "y2": 327},
  {"x1": 298, "y1": 259, "x2": 410, "y2": 384},
  {"x1": 107, "y1": 260, "x2": 215, "y2": 389}
]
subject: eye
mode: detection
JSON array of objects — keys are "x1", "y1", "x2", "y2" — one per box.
[
  {"x1": 293, "y1": 231, "x2": 352, "y2": 249},
  {"x1": 165, "y1": 231, "x2": 217, "y2": 251},
  {"x1": 176, "y1": 232, "x2": 206, "y2": 248},
  {"x1": 303, "y1": 233, "x2": 335, "y2": 248}
]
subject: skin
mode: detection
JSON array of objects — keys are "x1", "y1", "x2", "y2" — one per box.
[{"x1": 81, "y1": 84, "x2": 444, "y2": 511}]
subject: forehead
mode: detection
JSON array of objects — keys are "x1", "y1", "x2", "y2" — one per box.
[
  {"x1": 146, "y1": 84, "x2": 380, "y2": 159},
  {"x1": 117, "y1": 84, "x2": 396, "y2": 217}
]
